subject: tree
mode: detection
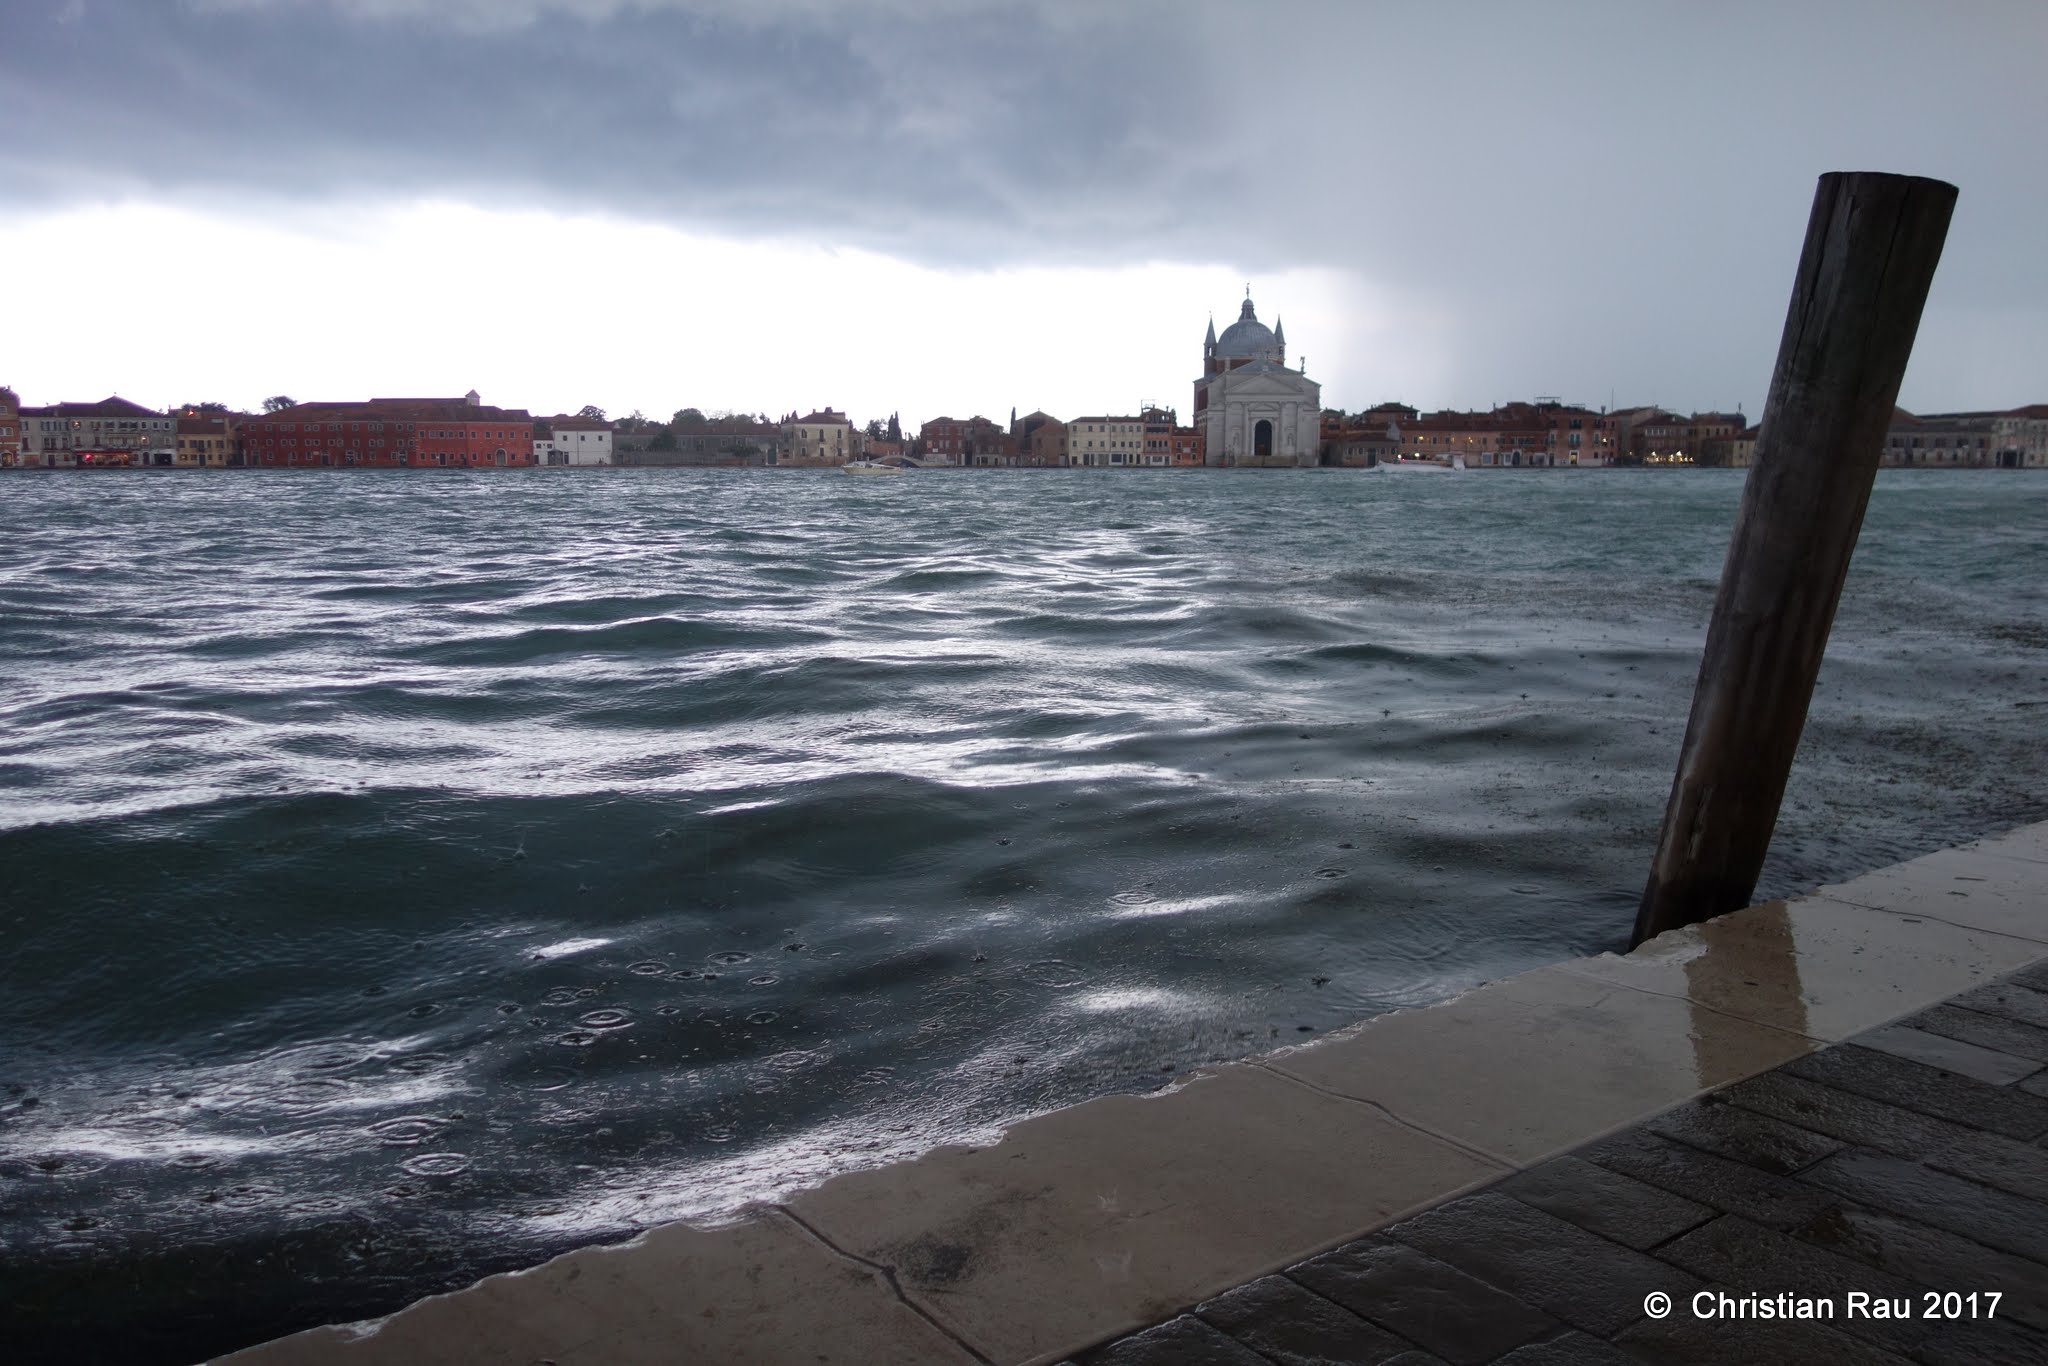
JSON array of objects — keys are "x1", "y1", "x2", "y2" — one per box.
[
  {"x1": 578, "y1": 404, "x2": 606, "y2": 422},
  {"x1": 673, "y1": 407, "x2": 707, "y2": 428},
  {"x1": 262, "y1": 395, "x2": 296, "y2": 413},
  {"x1": 886, "y1": 412, "x2": 902, "y2": 444},
  {"x1": 179, "y1": 400, "x2": 230, "y2": 414},
  {"x1": 864, "y1": 418, "x2": 885, "y2": 441},
  {"x1": 650, "y1": 430, "x2": 678, "y2": 451}
]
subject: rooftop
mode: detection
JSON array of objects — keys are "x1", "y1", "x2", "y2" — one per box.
[
  {"x1": 19, "y1": 395, "x2": 163, "y2": 418},
  {"x1": 254, "y1": 400, "x2": 534, "y2": 423}
]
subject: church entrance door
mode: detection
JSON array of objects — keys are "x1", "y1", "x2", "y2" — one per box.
[{"x1": 1254, "y1": 419, "x2": 1273, "y2": 461}]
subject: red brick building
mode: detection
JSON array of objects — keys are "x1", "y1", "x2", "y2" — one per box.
[
  {"x1": 1398, "y1": 409, "x2": 1510, "y2": 463},
  {"x1": 1532, "y1": 400, "x2": 1616, "y2": 466},
  {"x1": 0, "y1": 387, "x2": 19, "y2": 467},
  {"x1": 1012, "y1": 411, "x2": 1061, "y2": 467},
  {"x1": 918, "y1": 415, "x2": 1011, "y2": 465},
  {"x1": 1027, "y1": 419, "x2": 1068, "y2": 467},
  {"x1": 1321, "y1": 403, "x2": 1412, "y2": 466},
  {"x1": 1141, "y1": 406, "x2": 1204, "y2": 466},
  {"x1": 1389, "y1": 400, "x2": 1616, "y2": 467},
  {"x1": 239, "y1": 391, "x2": 536, "y2": 468}
]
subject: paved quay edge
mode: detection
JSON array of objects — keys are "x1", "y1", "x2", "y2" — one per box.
[{"x1": 215, "y1": 819, "x2": 2048, "y2": 1366}]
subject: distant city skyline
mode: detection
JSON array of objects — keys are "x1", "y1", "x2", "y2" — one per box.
[{"x1": 4, "y1": 1, "x2": 2043, "y2": 431}]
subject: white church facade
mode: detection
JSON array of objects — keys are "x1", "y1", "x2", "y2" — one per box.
[{"x1": 1195, "y1": 293, "x2": 1322, "y2": 467}]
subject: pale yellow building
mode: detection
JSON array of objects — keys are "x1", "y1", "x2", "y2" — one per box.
[
  {"x1": 176, "y1": 411, "x2": 239, "y2": 467},
  {"x1": 1067, "y1": 416, "x2": 1144, "y2": 467}
]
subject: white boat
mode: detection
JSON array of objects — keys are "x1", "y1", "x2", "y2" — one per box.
[
  {"x1": 841, "y1": 460, "x2": 904, "y2": 476},
  {"x1": 1383, "y1": 455, "x2": 1467, "y2": 471}
]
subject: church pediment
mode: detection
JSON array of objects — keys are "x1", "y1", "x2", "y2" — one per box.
[{"x1": 1208, "y1": 370, "x2": 1319, "y2": 400}]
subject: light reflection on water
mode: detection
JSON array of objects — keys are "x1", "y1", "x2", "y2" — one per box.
[{"x1": 0, "y1": 467, "x2": 2044, "y2": 1363}]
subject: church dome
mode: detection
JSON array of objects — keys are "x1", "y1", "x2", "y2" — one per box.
[{"x1": 1214, "y1": 296, "x2": 1283, "y2": 362}]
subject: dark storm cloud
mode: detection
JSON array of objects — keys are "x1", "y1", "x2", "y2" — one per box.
[{"x1": 1, "y1": 0, "x2": 1241, "y2": 265}]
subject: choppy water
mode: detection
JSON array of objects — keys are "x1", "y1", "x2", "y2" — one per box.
[{"x1": 3, "y1": 467, "x2": 2045, "y2": 1363}]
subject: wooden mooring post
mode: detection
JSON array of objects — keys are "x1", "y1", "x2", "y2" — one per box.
[{"x1": 1633, "y1": 172, "x2": 1957, "y2": 948}]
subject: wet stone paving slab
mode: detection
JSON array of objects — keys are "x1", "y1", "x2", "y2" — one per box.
[{"x1": 1065, "y1": 959, "x2": 2048, "y2": 1366}]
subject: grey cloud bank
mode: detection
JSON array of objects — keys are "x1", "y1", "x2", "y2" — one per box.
[
  {"x1": 6, "y1": 0, "x2": 1223, "y2": 262},
  {"x1": 5, "y1": 0, "x2": 2045, "y2": 414}
]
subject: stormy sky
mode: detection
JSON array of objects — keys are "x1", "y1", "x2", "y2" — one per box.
[{"x1": 4, "y1": 0, "x2": 2044, "y2": 426}]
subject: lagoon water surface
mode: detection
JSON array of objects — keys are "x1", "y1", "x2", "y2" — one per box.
[{"x1": 4, "y1": 468, "x2": 2045, "y2": 1363}]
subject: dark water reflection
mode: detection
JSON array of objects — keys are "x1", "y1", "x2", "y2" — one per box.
[{"x1": 1, "y1": 468, "x2": 2043, "y2": 1363}]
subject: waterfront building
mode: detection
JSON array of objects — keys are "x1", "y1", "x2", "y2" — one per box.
[
  {"x1": 971, "y1": 432, "x2": 1022, "y2": 466},
  {"x1": 1532, "y1": 399, "x2": 1616, "y2": 466},
  {"x1": 0, "y1": 387, "x2": 19, "y2": 467},
  {"x1": 1397, "y1": 409, "x2": 1506, "y2": 463},
  {"x1": 1013, "y1": 410, "x2": 1058, "y2": 443},
  {"x1": 957, "y1": 420, "x2": 1021, "y2": 467},
  {"x1": 1608, "y1": 406, "x2": 1675, "y2": 465},
  {"x1": 240, "y1": 392, "x2": 536, "y2": 467},
  {"x1": 533, "y1": 415, "x2": 615, "y2": 466},
  {"x1": 1487, "y1": 402, "x2": 1562, "y2": 467},
  {"x1": 1326, "y1": 432, "x2": 1397, "y2": 467},
  {"x1": 1195, "y1": 293, "x2": 1322, "y2": 467},
  {"x1": 917, "y1": 415, "x2": 1010, "y2": 466},
  {"x1": 1137, "y1": 408, "x2": 1176, "y2": 468},
  {"x1": 1700, "y1": 425, "x2": 1760, "y2": 468},
  {"x1": 1381, "y1": 402, "x2": 1573, "y2": 468},
  {"x1": 1359, "y1": 402, "x2": 1420, "y2": 430},
  {"x1": 1141, "y1": 408, "x2": 1171, "y2": 466},
  {"x1": 1067, "y1": 415, "x2": 1145, "y2": 467},
  {"x1": 1687, "y1": 411, "x2": 1746, "y2": 456},
  {"x1": 619, "y1": 418, "x2": 779, "y2": 465},
  {"x1": 16, "y1": 395, "x2": 174, "y2": 467},
  {"x1": 1322, "y1": 408, "x2": 1400, "y2": 466},
  {"x1": 778, "y1": 409, "x2": 859, "y2": 466},
  {"x1": 1133, "y1": 406, "x2": 1202, "y2": 467},
  {"x1": 174, "y1": 410, "x2": 239, "y2": 467},
  {"x1": 1027, "y1": 417, "x2": 1068, "y2": 468},
  {"x1": 1996, "y1": 404, "x2": 2048, "y2": 468},
  {"x1": 1635, "y1": 410, "x2": 1693, "y2": 464},
  {"x1": 616, "y1": 415, "x2": 775, "y2": 465},
  {"x1": 1012, "y1": 411, "x2": 1067, "y2": 467},
  {"x1": 1883, "y1": 409, "x2": 1999, "y2": 468},
  {"x1": 1887, "y1": 407, "x2": 2048, "y2": 469},
  {"x1": 917, "y1": 416, "x2": 962, "y2": 465}
]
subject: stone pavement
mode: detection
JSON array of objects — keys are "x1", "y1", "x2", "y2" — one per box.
[{"x1": 1066, "y1": 961, "x2": 2048, "y2": 1366}]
